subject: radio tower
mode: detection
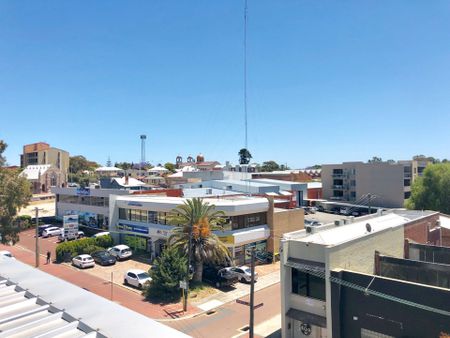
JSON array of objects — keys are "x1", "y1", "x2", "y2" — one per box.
[{"x1": 140, "y1": 134, "x2": 146, "y2": 174}]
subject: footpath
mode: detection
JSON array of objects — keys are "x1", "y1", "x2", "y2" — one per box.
[{"x1": 0, "y1": 243, "x2": 280, "y2": 321}]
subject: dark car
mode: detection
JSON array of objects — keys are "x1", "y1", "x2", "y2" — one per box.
[
  {"x1": 91, "y1": 250, "x2": 117, "y2": 266},
  {"x1": 202, "y1": 266, "x2": 239, "y2": 288}
]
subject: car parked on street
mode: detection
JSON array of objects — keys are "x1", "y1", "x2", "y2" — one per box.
[
  {"x1": 228, "y1": 266, "x2": 258, "y2": 283},
  {"x1": 124, "y1": 269, "x2": 152, "y2": 289},
  {"x1": 72, "y1": 254, "x2": 95, "y2": 269},
  {"x1": 91, "y1": 250, "x2": 117, "y2": 266},
  {"x1": 42, "y1": 226, "x2": 62, "y2": 238},
  {"x1": 203, "y1": 266, "x2": 239, "y2": 288},
  {"x1": 108, "y1": 245, "x2": 132, "y2": 260}
]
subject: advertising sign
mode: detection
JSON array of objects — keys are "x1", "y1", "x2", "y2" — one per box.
[
  {"x1": 76, "y1": 188, "x2": 90, "y2": 196},
  {"x1": 117, "y1": 222, "x2": 149, "y2": 235},
  {"x1": 63, "y1": 215, "x2": 79, "y2": 239}
]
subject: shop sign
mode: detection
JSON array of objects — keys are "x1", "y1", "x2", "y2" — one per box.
[
  {"x1": 218, "y1": 235, "x2": 235, "y2": 245},
  {"x1": 117, "y1": 222, "x2": 149, "y2": 235},
  {"x1": 63, "y1": 215, "x2": 79, "y2": 238},
  {"x1": 127, "y1": 201, "x2": 143, "y2": 207},
  {"x1": 148, "y1": 227, "x2": 172, "y2": 239},
  {"x1": 76, "y1": 188, "x2": 90, "y2": 196}
]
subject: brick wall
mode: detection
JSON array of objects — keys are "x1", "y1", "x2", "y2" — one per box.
[{"x1": 404, "y1": 213, "x2": 440, "y2": 245}]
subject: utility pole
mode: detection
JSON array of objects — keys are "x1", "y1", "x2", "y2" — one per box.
[
  {"x1": 183, "y1": 220, "x2": 193, "y2": 312},
  {"x1": 249, "y1": 246, "x2": 255, "y2": 338},
  {"x1": 34, "y1": 207, "x2": 43, "y2": 268}
]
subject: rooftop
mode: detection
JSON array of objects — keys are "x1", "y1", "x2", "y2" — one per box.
[
  {"x1": 19, "y1": 165, "x2": 52, "y2": 180},
  {"x1": 0, "y1": 258, "x2": 189, "y2": 338},
  {"x1": 285, "y1": 213, "x2": 409, "y2": 246}
]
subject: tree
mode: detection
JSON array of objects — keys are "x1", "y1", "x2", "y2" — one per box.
[
  {"x1": 238, "y1": 148, "x2": 252, "y2": 165},
  {"x1": 0, "y1": 141, "x2": 32, "y2": 244},
  {"x1": 115, "y1": 162, "x2": 133, "y2": 170},
  {"x1": 260, "y1": 160, "x2": 280, "y2": 172},
  {"x1": 167, "y1": 198, "x2": 231, "y2": 282},
  {"x1": 144, "y1": 246, "x2": 187, "y2": 302},
  {"x1": 405, "y1": 163, "x2": 450, "y2": 214},
  {"x1": 69, "y1": 155, "x2": 99, "y2": 173},
  {"x1": 164, "y1": 162, "x2": 176, "y2": 173},
  {"x1": 368, "y1": 156, "x2": 383, "y2": 163}
]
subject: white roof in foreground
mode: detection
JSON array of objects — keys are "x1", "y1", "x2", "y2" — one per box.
[
  {"x1": 0, "y1": 258, "x2": 190, "y2": 338},
  {"x1": 288, "y1": 213, "x2": 409, "y2": 247},
  {"x1": 19, "y1": 165, "x2": 52, "y2": 180},
  {"x1": 440, "y1": 215, "x2": 450, "y2": 230}
]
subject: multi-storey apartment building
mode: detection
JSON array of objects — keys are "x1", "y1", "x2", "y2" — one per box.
[
  {"x1": 322, "y1": 159, "x2": 431, "y2": 208},
  {"x1": 20, "y1": 142, "x2": 69, "y2": 187}
]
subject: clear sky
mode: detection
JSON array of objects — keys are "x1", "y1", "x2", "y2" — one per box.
[{"x1": 1, "y1": 1, "x2": 449, "y2": 168}]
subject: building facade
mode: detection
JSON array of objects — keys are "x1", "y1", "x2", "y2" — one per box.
[
  {"x1": 20, "y1": 142, "x2": 69, "y2": 187},
  {"x1": 280, "y1": 210, "x2": 440, "y2": 338},
  {"x1": 109, "y1": 194, "x2": 304, "y2": 263}
]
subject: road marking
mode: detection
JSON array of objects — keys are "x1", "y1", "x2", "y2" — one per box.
[
  {"x1": 198, "y1": 299, "x2": 224, "y2": 311},
  {"x1": 254, "y1": 313, "x2": 281, "y2": 337}
]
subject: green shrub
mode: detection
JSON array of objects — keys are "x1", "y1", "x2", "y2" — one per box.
[
  {"x1": 55, "y1": 235, "x2": 114, "y2": 262},
  {"x1": 144, "y1": 246, "x2": 187, "y2": 303}
]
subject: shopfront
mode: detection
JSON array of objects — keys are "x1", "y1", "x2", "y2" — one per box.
[{"x1": 116, "y1": 222, "x2": 152, "y2": 255}]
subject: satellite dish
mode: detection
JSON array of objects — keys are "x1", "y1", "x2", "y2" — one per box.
[
  {"x1": 366, "y1": 223, "x2": 372, "y2": 233},
  {"x1": 306, "y1": 226, "x2": 312, "y2": 233}
]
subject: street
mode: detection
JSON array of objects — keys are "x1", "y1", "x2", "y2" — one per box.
[{"x1": 165, "y1": 283, "x2": 281, "y2": 338}]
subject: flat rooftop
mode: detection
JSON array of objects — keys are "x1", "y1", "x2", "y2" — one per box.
[{"x1": 286, "y1": 213, "x2": 409, "y2": 246}]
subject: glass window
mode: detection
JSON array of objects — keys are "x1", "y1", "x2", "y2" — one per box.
[
  {"x1": 292, "y1": 268, "x2": 325, "y2": 301},
  {"x1": 157, "y1": 212, "x2": 167, "y2": 225},
  {"x1": 148, "y1": 211, "x2": 158, "y2": 223},
  {"x1": 119, "y1": 208, "x2": 127, "y2": 220}
]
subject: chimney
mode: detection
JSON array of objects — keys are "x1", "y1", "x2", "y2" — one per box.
[
  {"x1": 125, "y1": 173, "x2": 129, "y2": 185},
  {"x1": 404, "y1": 238, "x2": 410, "y2": 259}
]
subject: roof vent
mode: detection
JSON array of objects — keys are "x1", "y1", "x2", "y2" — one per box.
[{"x1": 366, "y1": 223, "x2": 372, "y2": 233}]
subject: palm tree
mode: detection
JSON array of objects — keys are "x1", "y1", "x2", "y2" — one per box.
[
  {"x1": 167, "y1": 198, "x2": 231, "y2": 282},
  {"x1": 238, "y1": 148, "x2": 252, "y2": 165}
]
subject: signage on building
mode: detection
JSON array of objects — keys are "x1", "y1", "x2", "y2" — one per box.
[
  {"x1": 76, "y1": 187, "x2": 90, "y2": 196},
  {"x1": 218, "y1": 235, "x2": 235, "y2": 245},
  {"x1": 148, "y1": 227, "x2": 172, "y2": 239},
  {"x1": 127, "y1": 201, "x2": 143, "y2": 207},
  {"x1": 63, "y1": 215, "x2": 79, "y2": 238},
  {"x1": 117, "y1": 222, "x2": 149, "y2": 235}
]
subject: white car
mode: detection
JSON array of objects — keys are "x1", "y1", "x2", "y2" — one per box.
[
  {"x1": 92, "y1": 231, "x2": 110, "y2": 238},
  {"x1": 0, "y1": 250, "x2": 15, "y2": 259},
  {"x1": 124, "y1": 269, "x2": 152, "y2": 289},
  {"x1": 108, "y1": 245, "x2": 132, "y2": 260},
  {"x1": 229, "y1": 266, "x2": 258, "y2": 283},
  {"x1": 72, "y1": 254, "x2": 95, "y2": 269},
  {"x1": 42, "y1": 227, "x2": 62, "y2": 238}
]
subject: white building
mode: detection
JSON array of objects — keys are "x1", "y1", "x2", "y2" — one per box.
[
  {"x1": 109, "y1": 195, "x2": 272, "y2": 263},
  {"x1": 280, "y1": 212, "x2": 416, "y2": 338}
]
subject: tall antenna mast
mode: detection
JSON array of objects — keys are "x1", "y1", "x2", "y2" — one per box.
[
  {"x1": 140, "y1": 134, "x2": 146, "y2": 174},
  {"x1": 244, "y1": 0, "x2": 248, "y2": 150}
]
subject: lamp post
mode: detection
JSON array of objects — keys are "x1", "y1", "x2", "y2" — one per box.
[{"x1": 34, "y1": 207, "x2": 44, "y2": 268}]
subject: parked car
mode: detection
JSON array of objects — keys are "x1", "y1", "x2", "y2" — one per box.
[
  {"x1": 203, "y1": 266, "x2": 239, "y2": 288},
  {"x1": 58, "y1": 230, "x2": 85, "y2": 242},
  {"x1": 229, "y1": 266, "x2": 258, "y2": 283},
  {"x1": 38, "y1": 224, "x2": 54, "y2": 236},
  {"x1": 92, "y1": 231, "x2": 110, "y2": 238},
  {"x1": 0, "y1": 250, "x2": 15, "y2": 259},
  {"x1": 124, "y1": 269, "x2": 152, "y2": 289},
  {"x1": 72, "y1": 254, "x2": 95, "y2": 269},
  {"x1": 108, "y1": 245, "x2": 132, "y2": 260},
  {"x1": 91, "y1": 250, "x2": 117, "y2": 266},
  {"x1": 42, "y1": 226, "x2": 62, "y2": 238}
]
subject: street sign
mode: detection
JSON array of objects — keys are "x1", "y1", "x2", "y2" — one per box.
[
  {"x1": 254, "y1": 303, "x2": 264, "y2": 309},
  {"x1": 236, "y1": 299, "x2": 250, "y2": 306},
  {"x1": 179, "y1": 281, "x2": 187, "y2": 290}
]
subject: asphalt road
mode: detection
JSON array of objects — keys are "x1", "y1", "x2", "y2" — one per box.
[{"x1": 165, "y1": 283, "x2": 281, "y2": 338}]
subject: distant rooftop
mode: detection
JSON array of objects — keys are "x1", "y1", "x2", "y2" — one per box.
[
  {"x1": 95, "y1": 166, "x2": 124, "y2": 172},
  {"x1": 19, "y1": 165, "x2": 52, "y2": 180}
]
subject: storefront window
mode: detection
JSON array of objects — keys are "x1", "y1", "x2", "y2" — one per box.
[
  {"x1": 148, "y1": 211, "x2": 158, "y2": 223},
  {"x1": 123, "y1": 235, "x2": 148, "y2": 253}
]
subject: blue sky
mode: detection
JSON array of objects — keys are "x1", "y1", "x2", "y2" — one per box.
[{"x1": 1, "y1": 1, "x2": 449, "y2": 168}]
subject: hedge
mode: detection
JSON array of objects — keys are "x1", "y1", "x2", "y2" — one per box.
[{"x1": 55, "y1": 235, "x2": 114, "y2": 262}]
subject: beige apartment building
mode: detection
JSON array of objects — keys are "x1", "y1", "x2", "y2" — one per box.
[
  {"x1": 322, "y1": 159, "x2": 431, "y2": 208},
  {"x1": 20, "y1": 142, "x2": 69, "y2": 188}
]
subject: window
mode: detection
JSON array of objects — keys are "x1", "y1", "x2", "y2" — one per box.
[
  {"x1": 119, "y1": 208, "x2": 127, "y2": 220},
  {"x1": 148, "y1": 211, "x2": 158, "y2": 223},
  {"x1": 157, "y1": 212, "x2": 167, "y2": 225},
  {"x1": 292, "y1": 268, "x2": 325, "y2": 301}
]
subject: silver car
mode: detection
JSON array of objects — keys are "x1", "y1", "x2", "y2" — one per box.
[{"x1": 229, "y1": 266, "x2": 258, "y2": 283}]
